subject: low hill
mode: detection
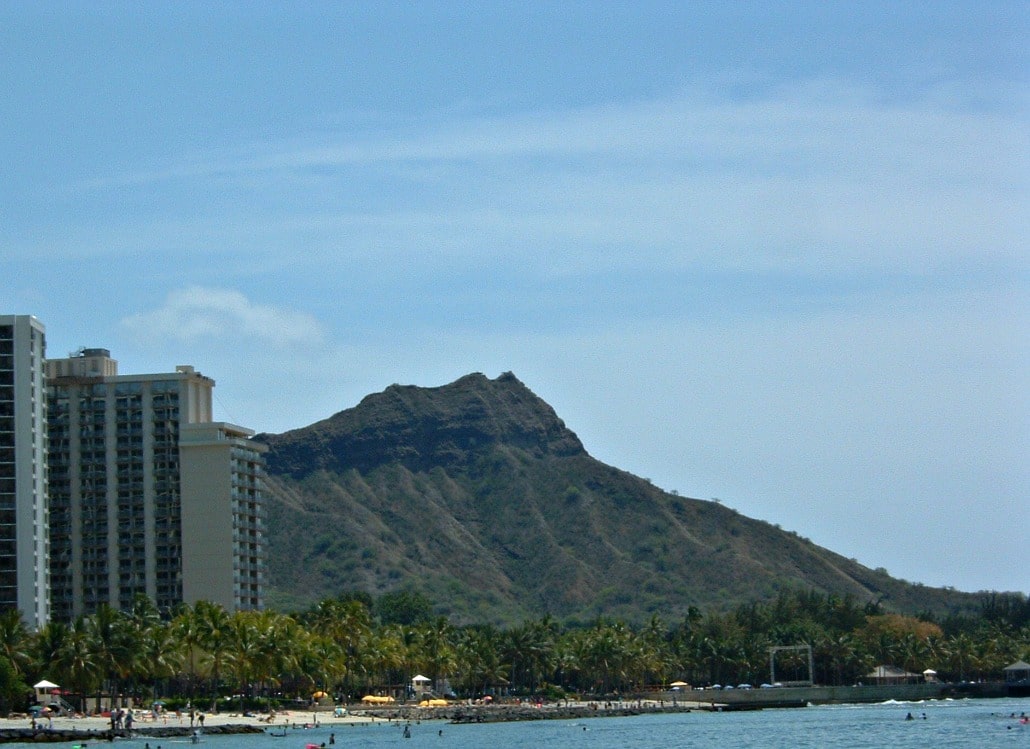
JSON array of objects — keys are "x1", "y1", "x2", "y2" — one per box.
[{"x1": 255, "y1": 372, "x2": 981, "y2": 623}]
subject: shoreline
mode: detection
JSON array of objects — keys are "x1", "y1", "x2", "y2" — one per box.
[
  {"x1": 0, "y1": 704, "x2": 698, "y2": 742},
  {"x1": 1, "y1": 683, "x2": 1017, "y2": 741}
]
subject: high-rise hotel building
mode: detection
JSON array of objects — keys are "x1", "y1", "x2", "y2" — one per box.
[
  {"x1": 46, "y1": 349, "x2": 265, "y2": 620},
  {"x1": 0, "y1": 316, "x2": 51, "y2": 629}
]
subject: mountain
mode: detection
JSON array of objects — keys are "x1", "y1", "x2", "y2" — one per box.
[{"x1": 255, "y1": 372, "x2": 981, "y2": 623}]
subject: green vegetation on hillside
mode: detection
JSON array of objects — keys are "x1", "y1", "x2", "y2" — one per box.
[{"x1": 256, "y1": 373, "x2": 1003, "y2": 623}]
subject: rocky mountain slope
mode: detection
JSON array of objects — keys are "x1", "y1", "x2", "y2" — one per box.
[{"x1": 255, "y1": 372, "x2": 981, "y2": 623}]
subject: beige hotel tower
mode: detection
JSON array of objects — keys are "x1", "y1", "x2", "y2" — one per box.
[{"x1": 46, "y1": 349, "x2": 265, "y2": 620}]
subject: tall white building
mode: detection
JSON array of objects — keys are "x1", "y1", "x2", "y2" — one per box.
[
  {"x1": 0, "y1": 315, "x2": 50, "y2": 629},
  {"x1": 46, "y1": 349, "x2": 264, "y2": 620}
]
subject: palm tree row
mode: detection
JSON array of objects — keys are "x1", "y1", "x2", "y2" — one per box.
[{"x1": 0, "y1": 590, "x2": 1025, "y2": 713}]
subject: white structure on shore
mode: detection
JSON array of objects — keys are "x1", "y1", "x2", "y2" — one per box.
[
  {"x1": 46, "y1": 349, "x2": 265, "y2": 620},
  {"x1": 0, "y1": 316, "x2": 51, "y2": 629}
]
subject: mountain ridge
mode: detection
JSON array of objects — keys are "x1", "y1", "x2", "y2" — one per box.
[
  {"x1": 255, "y1": 372, "x2": 984, "y2": 623},
  {"x1": 264, "y1": 372, "x2": 584, "y2": 478}
]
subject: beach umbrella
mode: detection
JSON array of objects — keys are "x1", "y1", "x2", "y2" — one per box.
[
  {"x1": 312, "y1": 691, "x2": 328, "y2": 699},
  {"x1": 669, "y1": 681, "x2": 689, "y2": 687}
]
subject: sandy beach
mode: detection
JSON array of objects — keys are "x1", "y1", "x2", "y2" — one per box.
[{"x1": 6, "y1": 698, "x2": 711, "y2": 735}]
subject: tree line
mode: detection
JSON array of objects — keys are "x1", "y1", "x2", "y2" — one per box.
[{"x1": 0, "y1": 589, "x2": 1026, "y2": 714}]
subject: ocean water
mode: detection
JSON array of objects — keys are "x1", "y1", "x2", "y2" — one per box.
[{"x1": 40, "y1": 699, "x2": 1030, "y2": 749}]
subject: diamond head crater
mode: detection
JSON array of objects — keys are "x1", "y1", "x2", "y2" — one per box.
[{"x1": 256, "y1": 372, "x2": 985, "y2": 624}]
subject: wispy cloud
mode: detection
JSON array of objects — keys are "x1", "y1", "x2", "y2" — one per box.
[
  {"x1": 120, "y1": 287, "x2": 325, "y2": 348},
  {"x1": 69, "y1": 78, "x2": 1026, "y2": 281},
  {"x1": 92, "y1": 79, "x2": 1028, "y2": 183}
]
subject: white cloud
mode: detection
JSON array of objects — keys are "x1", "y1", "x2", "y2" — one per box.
[{"x1": 120, "y1": 287, "x2": 325, "y2": 348}]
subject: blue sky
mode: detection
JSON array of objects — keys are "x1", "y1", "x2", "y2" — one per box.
[{"x1": 2, "y1": 2, "x2": 1027, "y2": 594}]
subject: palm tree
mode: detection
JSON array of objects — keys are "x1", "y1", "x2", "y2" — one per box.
[
  {"x1": 414, "y1": 617, "x2": 456, "y2": 695},
  {"x1": 899, "y1": 633, "x2": 928, "y2": 675},
  {"x1": 361, "y1": 624, "x2": 408, "y2": 696},
  {"x1": 817, "y1": 633, "x2": 859, "y2": 686},
  {"x1": 301, "y1": 634, "x2": 346, "y2": 702},
  {"x1": 557, "y1": 628, "x2": 590, "y2": 693},
  {"x1": 628, "y1": 615, "x2": 672, "y2": 690},
  {"x1": 135, "y1": 622, "x2": 182, "y2": 703},
  {"x1": 56, "y1": 617, "x2": 102, "y2": 713},
  {"x1": 923, "y1": 634, "x2": 948, "y2": 672},
  {"x1": 123, "y1": 595, "x2": 174, "y2": 703},
  {"x1": 254, "y1": 611, "x2": 303, "y2": 700},
  {"x1": 576, "y1": 620, "x2": 633, "y2": 695},
  {"x1": 502, "y1": 616, "x2": 563, "y2": 694},
  {"x1": 306, "y1": 598, "x2": 372, "y2": 696},
  {"x1": 86, "y1": 605, "x2": 135, "y2": 708},
  {"x1": 30, "y1": 621, "x2": 70, "y2": 683},
  {"x1": 454, "y1": 626, "x2": 507, "y2": 697},
  {"x1": 227, "y1": 612, "x2": 263, "y2": 710},
  {"x1": 171, "y1": 603, "x2": 205, "y2": 704},
  {"x1": 947, "y1": 633, "x2": 976, "y2": 682},
  {"x1": 194, "y1": 601, "x2": 232, "y2": 711},
  {"x1": 0, "y1": 609, "x2": 31, "y2": 676}
]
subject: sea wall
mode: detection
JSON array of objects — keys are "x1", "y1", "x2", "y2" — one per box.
[{"x1": 683, "y1": 681, "x2": 1010, "y2": 707}]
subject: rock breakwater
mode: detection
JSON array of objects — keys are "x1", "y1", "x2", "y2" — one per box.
[
  {"x1": 354, "y1": 703, "x2": 694, "y2": 724},
  {"x1": 0, "y1": 724, "x2": 265, "y2": 743}
]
